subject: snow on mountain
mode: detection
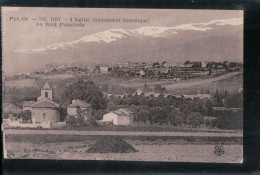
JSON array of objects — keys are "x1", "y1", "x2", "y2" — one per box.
[
  {"x1": 204, "y1": 18, "x2": 243, "y2": 26},
  {"x1": 74, "y1": 29, "x2": 130, "y2": 44},
  {"x1": 13, "y1": 17, "x2": 242, "y2": 54}
]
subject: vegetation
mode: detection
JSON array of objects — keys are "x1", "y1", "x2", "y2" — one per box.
[
  {"x1": 62, "y1": 80, "x2": 107, "y2": 110},
  {"x1": 5, "y1": 134, "x2": 243, "y2": 145},
  {"x1": 66, "y1": 106, "x2": 97, "y2": 127},
  {"x1": 106, "y1": 90, "x2": 243, "y2": 129},
  {"x1": 4, "y1": 73, "x2": 243, "y2": 130},
  {"x1": 17, "y1": 110, "x2": 31, "y2": 122},
  {"x1": 86, "y1": 136, "x2": 137, "y2": 153},
  {"x1": 215, "y1": 111, "x2": 243, "y2": 130}
]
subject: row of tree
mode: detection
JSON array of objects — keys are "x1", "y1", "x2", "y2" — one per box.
[{"x1": 130, "y1": 105, "x2": 203, "y2": 127}]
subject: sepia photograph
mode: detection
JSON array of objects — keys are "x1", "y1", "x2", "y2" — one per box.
[{"x1": 2, "y1": 7, "x2": 243, "y2": 163}]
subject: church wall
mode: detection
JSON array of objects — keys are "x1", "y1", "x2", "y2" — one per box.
[{"x1": 31, "y1": 108, "x2": 59, "y2": 124}]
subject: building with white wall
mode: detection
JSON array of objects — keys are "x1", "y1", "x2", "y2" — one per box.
[
  {"x1": 102, "y1": 108, "x2": 134, "y2": 125},
  {"x1": 67, "y1": 99, "x2": 92, "y2": 120}
]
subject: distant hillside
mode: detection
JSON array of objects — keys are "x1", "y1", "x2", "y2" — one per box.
[{"x1": 5, "y1": 19, "x2": 243, "y2": 74}]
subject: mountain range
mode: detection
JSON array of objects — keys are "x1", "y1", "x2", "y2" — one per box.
[{"x1": 6, "y1": 18, "x2": 243, "y2": 74}]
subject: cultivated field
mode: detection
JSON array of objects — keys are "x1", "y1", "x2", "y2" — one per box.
[
  {"x1": 118, "y1": 72, "x2": 242, "y2": 91},
  {"x1": 4, "y1": 71, "x2": 242, "y2": 96},
  {"x1": 39, "y1": 74, "x2": 74, "y2": 80},
  {"x1": 172, "y1": 72, "x2": 243, "y2": 94}
]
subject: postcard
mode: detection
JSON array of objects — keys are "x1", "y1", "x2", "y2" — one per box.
[{"x1": 2, "y1": 7, "x2": 243, "y2": 163}]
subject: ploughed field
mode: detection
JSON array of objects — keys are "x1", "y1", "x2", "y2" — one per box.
[
  {"x1": 118, "y1": 72, "x2": 242, "y2": 90},
  {"x1": 5, "y1": 134, "x2": 243, "y2": 163}
]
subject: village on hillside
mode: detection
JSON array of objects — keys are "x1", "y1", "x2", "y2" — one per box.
[
  {"x1": 5, "y1": 60, "x2": 242, "y2": 81},
  {"x1": 3, "y1": 60, "x2": 243, "y2": 131},
  {"x1": 2, "y1": 7, "x2": 244, "y2": 163}
]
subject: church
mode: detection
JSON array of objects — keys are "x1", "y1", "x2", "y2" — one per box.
[{"x1": 23, "y1": 82, "x2": 60, "y2": 124}]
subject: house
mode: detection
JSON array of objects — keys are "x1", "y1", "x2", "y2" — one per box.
[
  {"x1": 183, "y1": 94, "x2": 211, "y2": 100},
  {"x1": 23, "y1": 101, "x2": 35, "y2": 111},
  {"x1": 3, "y1": 103, "x2": 22, "y2": 118},
  {"x1": 212, "y1": 107, "x2": 242, "y2": 112},
  {"x1": 99, "y1": 64, "x2": 109, "y2": 73},
  {"x1": 102, "y1": 108, "x2": 134, "y2": 125},
  {"x1": 133, "y1": 89, "x2": 143, "y2": 96},
  {"x1": 203, "y1": 116, "x2": 217, "y2": 128},
  {"x1": 67, "y1": 99, "x2": 92, "y2": 120},
  {"x1": 163, "y1": 62, "x2": 178, "y2": 68},
  {"x1": 23, "y1": 82, "x2": 60, "y2": 124},
  {"x1": 201, "y1": 61, "x2": 208, "y2": 68},
  {"x1": 139, "y1": 70, "x2": 145, "y2": 77}
]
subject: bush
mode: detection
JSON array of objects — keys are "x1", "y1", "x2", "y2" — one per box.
[
  {"x1": 17, "y1": 110, "x2": 31, "y2": 122},
  {"x1": 186, "y1": 112, "x2": 203, "y2": 128},
  {"x1": 66, "y1": 115, "x2": 78, "y2": 127}
]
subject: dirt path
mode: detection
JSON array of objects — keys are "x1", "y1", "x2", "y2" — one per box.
[{"x1": 4, "y1": 129, "x2": 243, "y2": 137}]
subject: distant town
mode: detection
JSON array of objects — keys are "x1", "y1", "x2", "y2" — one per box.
[{"x1": 5, "y1": 60, "x2": 242, "y2": 81}]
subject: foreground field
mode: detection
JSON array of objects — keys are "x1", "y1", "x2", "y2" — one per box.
[
  {"x1": 4, "y1": 129, "x2": 243, "y2": 137},
  {"x1": 4, "y1": 134, "x2": 242, "y2": 163}
]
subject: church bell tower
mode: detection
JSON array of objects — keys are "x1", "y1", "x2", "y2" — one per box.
[{"x1": 37, "y1": 82, "x2": 53, "y2": 101}]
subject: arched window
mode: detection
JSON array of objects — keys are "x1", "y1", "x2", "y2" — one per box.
[
  {"x1": 45, "y1": 92, "x2": 48, "y2": 97},
  {"x1": 43, "y1": 113, "x2": 46, "y2": 119}
]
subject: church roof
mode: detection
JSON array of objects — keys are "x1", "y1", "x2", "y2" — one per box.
[
  {"x1": 42, "y1": 82, "x2": 52, "y2": 90},
  {"x1": 31, "y1": 98, "x2": 59, "y2": 108},
  {"x1": 67, "y1": 100, "x2": 91, "y2": 108}
]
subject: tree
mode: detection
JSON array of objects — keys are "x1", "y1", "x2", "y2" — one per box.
[
  {"x1": 186, "y1": 112, "x2": 203, "y2": 128},
  {"x1": 136, "y1": 109, "x2": 149, "y2": 124},
  {"x1": 17, "y1": 110, "x2": 31, "y2": 122},
  {"x1": 62, "y1": 80, "x2": 107, "y2": 110},
  {"x1": 168, "y1": 108, "x2": 185, "y2": 126},
  {"x1": 75, "y1": 106, "x2": 86, "y2": 122},
  {"x1": 92, "y1": 109, "x2": 107, "y2": 120},
  {"x1": 153, "y1": 62, "x2": 160, "y2": 68},
  {"x1": 154, "y1": 85, "x2": 167, "y2": 93},
  {"x1": 143, "y1": 84, "x2": 151, "y2": 93},
  {"x1": 59, "y1": 106, "x2": 67, "y2": 122}
]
